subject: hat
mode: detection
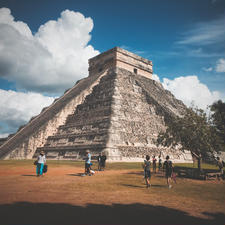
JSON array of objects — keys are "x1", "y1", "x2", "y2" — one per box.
[{"x1": 86, "y1": 150, "x2": 90, "y2": 153}]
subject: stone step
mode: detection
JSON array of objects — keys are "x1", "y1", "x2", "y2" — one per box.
[
  {"x1": 46, "y1": 130, "x2": 108, "y2": 140},
  {"x1": 58, "y1": 117, "x2": 110, "y2": 129}
]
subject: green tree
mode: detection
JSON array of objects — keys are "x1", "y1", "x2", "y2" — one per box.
[
  {"x1": 157, "y1": 107, "x2": 221, "y2": 171},
  {"x1": 210, "y1": 100, "x2": 225, "y2": 151}
]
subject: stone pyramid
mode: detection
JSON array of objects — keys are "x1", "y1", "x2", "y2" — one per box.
[{"x1": 0, "y1": 47, "x2": 192, "y2": 162}]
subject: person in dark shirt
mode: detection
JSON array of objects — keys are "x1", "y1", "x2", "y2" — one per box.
[
  {"x1": 158, "y1": 155, "x2": 162, "y2": 171},
  {"x1": 143, "y1": 155, "x2": 151, "y2": 188},
  {"x1": 97, "y1": 153, "x2": 102, "y2": 171},
  {"x1": 152, "y1": 155, "x2": 157, "y2": 173},
  {"x1": 163, "y1": 155, "x2": 173, "y2": 188},
  {"x1": 101, "y1": 153, "x2": 107, "y2": 170}
]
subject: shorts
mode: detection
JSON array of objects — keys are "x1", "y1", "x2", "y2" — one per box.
[
  {"x1": 85, "y1": 163, "x2": 90, "y2": 169},
  {"x1": 166, "y1": 171, "x2": 172, "y2": 178},
  {"x1": 144, "y1": 170, "x2": 151, "y2": 178}
]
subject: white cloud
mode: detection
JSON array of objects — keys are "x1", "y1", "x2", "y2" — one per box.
[
  {"x1": 176, "y1": 15, "x2": 225, "y2": 46},
  {"x1": 215, "y1": 58, "x2": 225, "y2": 72},
  {"x1": 0, "y1": 89, "x2": 54, "y2": 134},
  {"x1": 202, "y1": 67, "x2": 213, "y2": 72},
  {"x1": 162, "y1": 76, "x2": 222, "y2": 110},
  {"x1": 0, "y1": 133, "x2": 9, "y2": 138},
  {"x1": 0, "y1": 8, "x2": 99, "y2": 94},
  {"x1": 152, "y1": 74, "x2": 161, "y2": 82}
]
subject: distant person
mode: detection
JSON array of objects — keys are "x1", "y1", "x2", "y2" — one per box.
[
  {"x1": 36, "y1": 151, "x2": 46, "y2": 177},
  {"x1": 163, "y1": 155, "x2": 173, "y2": 188},
  {"x1": 101, "y1": 153, "x2": 107, "y2": 171},
  {"x1": 97, "y1": 153, "x2": 102, "y2": 171},
  {"x1": 143, "y1": 155, "x2": 151, "y2": 188},
  {"x1": 84, "y1": 150, "x2": 92, "y2": 176},
  {"x1": 158, "y1": 155, "x2": 162, "y2": 171},
  {"x1": 192, "y1": 152, "x2": 202, "y2": 171},
  {"x1": 152, "y1": 155, "x2": 157, "y2": 173},
  {"x1": 216, "y1": 157, "x2": 224, "y2": 176}
]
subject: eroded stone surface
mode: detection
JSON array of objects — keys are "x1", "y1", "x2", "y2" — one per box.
[{"x1": 0, "y1": 47, "x2": 192, "y2": 162}]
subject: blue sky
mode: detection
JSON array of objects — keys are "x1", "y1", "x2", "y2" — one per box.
[{"x1": 0, "y1": 0, "x2": 225, "y2": 136}]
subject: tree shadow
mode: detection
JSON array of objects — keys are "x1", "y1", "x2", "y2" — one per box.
[{"x1": 0, "y1": 201, "x2": 224, "y2": 225}]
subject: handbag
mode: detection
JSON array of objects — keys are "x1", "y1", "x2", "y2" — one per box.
[
  {"x1": 34, "y1": 160, "x2": 38, "y2": 165},
  {"x1": 43, "y1": 164, "x2": 48, "y2": 173}
]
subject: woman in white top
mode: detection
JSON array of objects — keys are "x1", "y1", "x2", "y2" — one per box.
[{"x1": 36, "y1": 151, "x2": 46, "y2": 176}]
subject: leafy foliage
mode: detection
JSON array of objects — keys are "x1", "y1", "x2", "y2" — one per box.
[
  {"x1": 210, "y1": 100, "x2": 225, "y2": 151},
  {"x1": 157, "y1": 107, "x2": 222, "y2": 160}
]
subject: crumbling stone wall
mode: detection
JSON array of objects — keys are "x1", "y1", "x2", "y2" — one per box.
[
  {"x1": 106, "y1": 68, "x2": 192, "y2": 162},
  {"x1": 36, "y1": 69, "x2": 117, "y2": 159},
  {"x1": 0, "y1": 71, "x2": 107, "y2": 159}
]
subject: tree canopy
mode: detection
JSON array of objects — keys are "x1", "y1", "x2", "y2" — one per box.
[
  {"x1": 210, "y1": 100, "x2": 225, "y2": 151},
  {"x1": 157, "y1": 104, "x2": 224, "y2": 163}
]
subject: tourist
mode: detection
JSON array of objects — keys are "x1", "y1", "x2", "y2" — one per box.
[
  {"x1": 163, "y1": 155, "x2": 173, "y2": 188},
  {"x1": 158, "y1": 155, "x2": 162, "y2": 171},
  {"x1": 84, "y1": 150, "x2": 92, "y2": 175},
  {"x1": 101, "y1": 153, "x2": 107, "y2": 170},
  {"x1": 143, "y1": 155, "x2": 151, "y2": 188},
  {"x1": 152, "y1": 155, "x2": 157, "y2": 173},
  {"x1": 216, "y1": 157, "x2": 224, "y2": 176},
  {"x1": 97, "y1": 153, "x2": 102, "y2": 171},
  {"x1": 36, "y1": 151, "x2": 46, "y2": 177}
]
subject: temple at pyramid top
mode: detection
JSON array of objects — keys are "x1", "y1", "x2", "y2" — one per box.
[{"x1": 88, "y1": 47, "x2": 153, "y2": 78}]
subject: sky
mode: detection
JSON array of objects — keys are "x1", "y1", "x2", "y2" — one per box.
[{"x1": 0, "y1": 0, "x2": 225, "y2": 137}]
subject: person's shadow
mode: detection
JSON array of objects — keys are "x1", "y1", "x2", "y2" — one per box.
[
  {"x1": 21, "y1": 175, "x2": 37, "y2": 177},
  {"x1": 67, "y1": 173, "x2": 84, "y2": 177}
]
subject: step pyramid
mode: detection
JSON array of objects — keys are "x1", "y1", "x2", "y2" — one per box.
[{"x1": 0, "y1": 47, "x2": 193, "y2": 162}]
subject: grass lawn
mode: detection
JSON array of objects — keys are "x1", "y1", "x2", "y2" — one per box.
[{"x1": 0, "y1": 160, "x2": 224, "y2": 225}]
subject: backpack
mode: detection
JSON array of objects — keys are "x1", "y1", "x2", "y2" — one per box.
[{"x1": 43, "y1": 165, "x2": 48, "y2": 173}]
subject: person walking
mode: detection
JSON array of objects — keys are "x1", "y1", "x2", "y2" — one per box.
[
  {"x1": 163, "y1": 155, "x2": 173, "y2": 188},
  {"x1": 143, "y1": 155, "x2": 151, "y2": 188},
  {"x1": 158, "y1": 155, "x2": 162, "y2": 172},
  {"x1": 36, "y1": 151, "x2": 46, "y2": 177},
  {"x1": 152, "y1": 155, "x2": 157, "y2": 173}
]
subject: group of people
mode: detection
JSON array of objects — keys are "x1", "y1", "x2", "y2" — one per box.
[
  {"x1": 97, "y1": 152, "x2": 107, "y2": 171},
  {"x1": 35, "y1": 151, "x2": 224, "y2": 185},
  {"x1": 143, "y1": 155, "x2": 174, "y2": 189},
  {"x1": 84, "y1": 150, "x2": 107, "y2": 176},
  {"x1": 152, "y1": 155, "x2": 163, "y2": 173}
]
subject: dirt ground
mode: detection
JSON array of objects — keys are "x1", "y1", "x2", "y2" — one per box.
[{"x1": 0, "y1": 162, "x2": 225, "y2": 225}]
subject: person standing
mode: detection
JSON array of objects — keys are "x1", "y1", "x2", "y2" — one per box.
[
  {"x1": 163, "y1": 155, "x2": 173, "y2": 188},
  {"x1": 101, "y1": 153, "x2": 107, "y2": 171},
  {"x1": 143, "y1": 155, "x2": 151, "y2": 188},
  {"x1": 84, "y1": 150, "x2": 91, "y2": 175},
  {"x1": 97, "y1": 153, "x2": 102, "y2": 171},
  {"x1": 216, "y1": 157, "x2": 224, "y2": 176},
  {"x1": 36, "y1": 151, "x2": 46, "y2": 177},
  {"x1": 152, "y1": 155, "x2": 157, "y2": 173}
]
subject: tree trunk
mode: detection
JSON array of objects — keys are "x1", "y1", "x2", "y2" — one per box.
[{"x1": 197, "y1": 158, "x2": 202, "y2": 171}]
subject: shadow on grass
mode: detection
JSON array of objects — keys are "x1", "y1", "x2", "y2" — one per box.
[
  {"x1": 21, "y1": 175, "x2": 37, "y2": 177},
  {"x1": 67, "y1": 173, "x2": 84, "y2": 177},
  {"x1": 0, "y1": 201, "x2": 224, "y2": 225},
  {"x1": 122, "y1": 183, "x2": 166, "y2": 189},
  {"x1": 122, "y1": 184, "x2": 145, "y2": 189}
]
